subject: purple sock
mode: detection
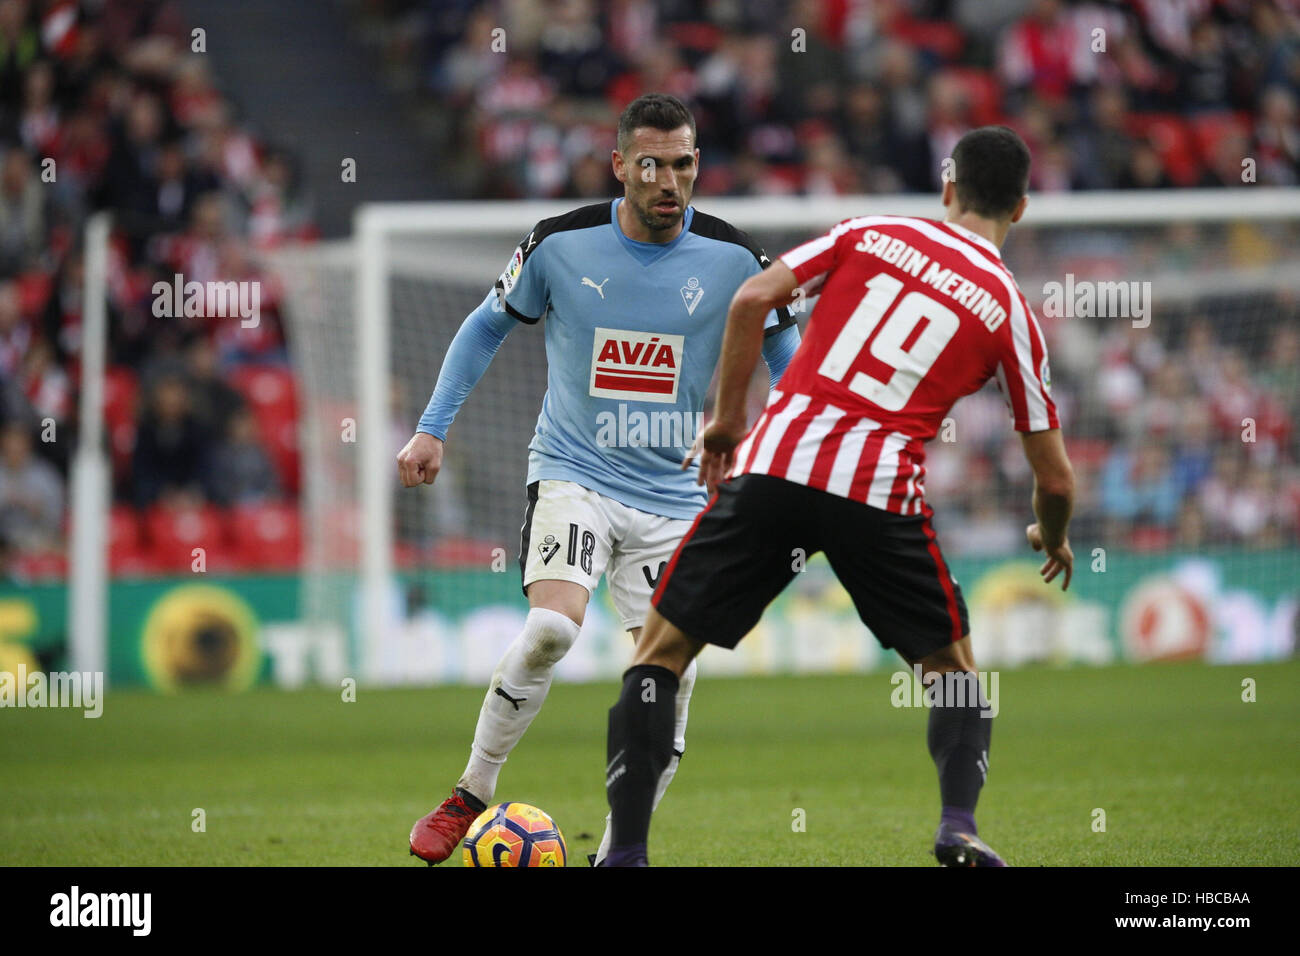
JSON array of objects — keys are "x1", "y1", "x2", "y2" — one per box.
[
  {"x1": 602, "y1": 844, "x2": 648, "y2": 867},
  {"x1": 941, "y1": 807, "x2": 977, "y2": 835}
]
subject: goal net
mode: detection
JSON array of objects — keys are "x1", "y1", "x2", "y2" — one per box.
[{"x1": 272, "y1": 190, "x2": 1300, "y2": 686}]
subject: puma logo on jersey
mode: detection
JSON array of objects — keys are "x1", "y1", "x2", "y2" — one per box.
[
  {"x1": 538, "y1": 534, "x2": 560, "y2": 564},
  {"x1": 582, "y1": 276, "x2": 610, "y2": 298},
  {"x1": 494, "y1": 686, "x2": 527, "y2": 711},
  {"x1": 589, "y1": 328, "x2": 684, "y2": 403}
]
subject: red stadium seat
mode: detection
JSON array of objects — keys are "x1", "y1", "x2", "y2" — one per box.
[
  {"x1": 14, "y1": 270, "x2": 53, "y2": 317},
  {"x1": 1131, "y1": 526, "x2": 1174, "y2": 552},
  {"x1": 1189, "y1": 111, "x2": 1252, "y2": 165},
  {"x1": 323, "y1": 506, "x2": 361, "y2": 567},
  {"x1": 942, "y1": 67, "x2": 1003, "y2": 126},
  {"x1": 230, "y1": 364, "x2": 298, "y2": 424},
  {"x1": 395, "y1": 541, "x2": 427, "y2": 569},
  {"x1": 1127, "y1": 114, "x2": 1200, "y2": 186},
  {"x1": 14, "y1": 549, "x2": 67, "y2": 580},
  {"x1": 103, "y1": 367, "x2": 138, "y2": 430},
  {"x1": 888, "y1": 17, "x2": 965, "y2": 62},
  {"x1": 108, "y1": 504, "x2": 141, "y2": 552},
  {"x1": 106, "y1": 505, "x2": 164, "y2": 575},
  {"x1": 259, "y1": 408, "x2": 301, "y2": 496},
  {"x1": 106, "y1": 504, "x2": 150, "y2": 575},
  {"x1": 103, "y1": 366, "x2": 139, "y2": 474},
  {"x1": 144, "y1": 505, "x2": 229, "y2": 571},
  {"x1": 230, "y1": 503, "x2": 301, "y2": 569},
  {"x1": 431, "y1": 537, "x2": 505, "y2": 569},
  {"x1": 229, "y1": 364, "x2": 300, "y2": 493}
]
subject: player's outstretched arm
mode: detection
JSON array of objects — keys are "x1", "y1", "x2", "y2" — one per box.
[
  {"x1": 397, "y1": 291, "x2": 517, "y2": 488},
  {"x1": 1020, "y1": 428, "x2": 1076, "y2": 590},
  {"x1": 694, "y1": 262, "x2": 801, "y2": 494}
]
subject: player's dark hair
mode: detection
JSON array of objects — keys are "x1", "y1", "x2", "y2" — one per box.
[
  {"x1": 617, "y1": 93, "x2": 697, "y2": 153},
  {"x1": 951, "y1": 126, "x2": 1031, "y2": 219}
]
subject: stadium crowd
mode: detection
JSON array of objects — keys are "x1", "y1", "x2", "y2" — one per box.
[
  {"x1": 375, "y1": 0, "x2": 1300, "y2": 198},
  {"x1": 0, "y1": 0, "x2": 1297, "y2": 580},
  {"x1": 0, "y1": 0, "x2": 311, "y2": 578}
]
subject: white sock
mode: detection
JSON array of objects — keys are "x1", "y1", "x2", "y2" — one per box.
[
  {"x1": 456, "y1": 608, "x2": 581, "y2": 803},
  {"x1": 595, "y1": 657, "x2": 697, "y2": 864}
]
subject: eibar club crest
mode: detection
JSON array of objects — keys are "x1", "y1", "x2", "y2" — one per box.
[
  {"x1": 680, "y1": 277, "x2": 704, "y2": 315},
  {"x1": 537, "y1": 534, "x2": 561, "y2": 564}
]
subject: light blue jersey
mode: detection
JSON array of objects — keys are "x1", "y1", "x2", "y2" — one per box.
[{"x1": 420, "y1": 198, "x2": 799, "y2": 519}]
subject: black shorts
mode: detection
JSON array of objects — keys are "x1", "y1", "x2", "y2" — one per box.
[{"x1": 652, "y1": 473, "x2": 970, "y2": 662}]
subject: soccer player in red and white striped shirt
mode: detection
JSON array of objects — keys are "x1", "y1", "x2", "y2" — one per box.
[{"x1": 603, "y1": 127, "x2": 1076, "y2": 867}]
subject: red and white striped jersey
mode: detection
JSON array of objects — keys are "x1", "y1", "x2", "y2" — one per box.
[{"x1": 732, "y1": 215, "x2": 1058, "y2": 515}]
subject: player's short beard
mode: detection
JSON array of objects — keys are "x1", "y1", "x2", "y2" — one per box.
[{"x1": 633, "y1": 193, "x2": 684, "y2": 235}]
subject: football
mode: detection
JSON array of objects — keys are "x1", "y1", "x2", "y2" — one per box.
[{"x1": 462, "y1": 803, "x2": 568, "y2": 867}]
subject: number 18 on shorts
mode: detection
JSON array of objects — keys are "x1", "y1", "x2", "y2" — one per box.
[{"x1": 518, "y1": 479, "x2": 693, "y2": 632}]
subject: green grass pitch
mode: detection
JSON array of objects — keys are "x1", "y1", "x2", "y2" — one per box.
[{"x1": 2, "y1": 660, "x2": 1296, "y2": 866}]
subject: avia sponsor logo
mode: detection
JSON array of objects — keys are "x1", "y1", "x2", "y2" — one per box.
[
  {"x1": 589, "y1": 328, "x2": 683, "y2": 403},
  {"x1": 595, "y1": 403, "x2": 704, "y2": 449}
]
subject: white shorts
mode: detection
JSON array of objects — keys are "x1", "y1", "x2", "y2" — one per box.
[{"x1": 519, "y1": 479, "x2": 694, "y2": 631}]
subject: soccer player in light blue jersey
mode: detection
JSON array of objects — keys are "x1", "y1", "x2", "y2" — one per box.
[{"x1": 400, "y1": 94, "x2": 800, "y2": 865}]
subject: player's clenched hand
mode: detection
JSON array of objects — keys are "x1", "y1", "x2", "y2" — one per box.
[
  {"x1": 685, "y1": 418, "x2": 747, "y2": 497},
  {"x1": 1026, "y1": 523, "x2": 1073, "y2": 591},
  {"x1": 397, "y1": 432, "x2": 444, "y2": 487}
]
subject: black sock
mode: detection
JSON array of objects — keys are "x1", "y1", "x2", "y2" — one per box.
[
  {"x1": 926, "y1": 670, "x2": 993, "y2": 812},
  {"x1": 606, "y1": 664, "x2": 678, "y2": 850},
  {"x1": 453, "y1": 786, "x2": 486, "y2": 814}
]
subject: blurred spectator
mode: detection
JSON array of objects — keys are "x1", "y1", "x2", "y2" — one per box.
[
  {"x1": 0, "y1": 419, "x2": 61, "y2": 551},
  {"x1": 1172, "y1": 405, "x2": 1215, "y2": 498},
  {"x1": 203, "y1": 407, "x2": 279, "y2": 506},
  {"x1": 1178, "y1": 17, "x2": 1233, "y2": 113},
  {"x1": 184, "y1": 336, "x2": 243, "y2": 436},
  {"x1": 98, "y1": 89, "x2": 167, "y2": 233},
  {"x1": 1256, "y1": 85, "x2": 1300, "y2": 185},
  {"x1": 19, "y1": 338, "x2": 70, "y2": 427},
  {"x1": 997, "y1": 0, "x2": 1081, "y2": 106},
  {"x1": 0, "y1": 277, "x2": 31, "y2": 376},
  {"x1": 0, "y1": 145, "x2": 45, "y2": 276},
  {"x1": 537, "y1": 0, "x2": 620, "y2": 98},
  {"x1": 14, "y1": 57, "x2": 59, "y2": 154},
  {"x1": 147, "y1": 136, "x2": 218, "y2": 236},
  {"x1": 246, "y1": 148, "x2": 313, "y2": 248},
  {"x1": 0, "y1": 1, "x2": 41, "y2": 115},
  {"x1": 130, "y1": 374, "x2": 211, "y2": 508},
  {"x1": 1101, "y1": 443, "x2": 1180, "y2": 529}
]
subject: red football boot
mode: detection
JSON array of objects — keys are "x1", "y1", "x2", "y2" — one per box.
[{"x1": 409, "y1": 789, "x2": 485, "y2": 864}]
